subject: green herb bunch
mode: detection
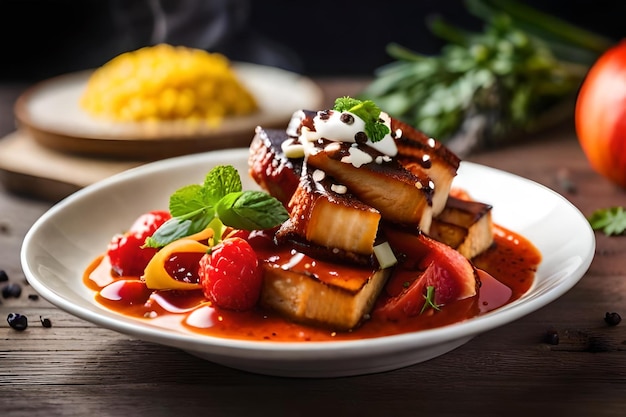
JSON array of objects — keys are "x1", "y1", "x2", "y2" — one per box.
[{"x1": 359, "y1": 0, "x2": 614, "y2": 156}]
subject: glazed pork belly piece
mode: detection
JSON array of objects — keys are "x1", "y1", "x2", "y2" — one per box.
[
  {"x1": 392, "y1": 118, "x2": 461, "y2": 216},
  {"x1": 248, "y1": 126, "x2": 301, "y2": 207},
  {"x1": 260, "y1": 254, "x2": 391, "y2": 330},
  {"x1": 276, "y1": 163, "x2": 382, "y2": 261},
  {"x1": 429, "y1": 196, "x2": 494, "y2": 259},
  {"x1": 305, "y1": 140, "x2": 434, "y2": 232}
]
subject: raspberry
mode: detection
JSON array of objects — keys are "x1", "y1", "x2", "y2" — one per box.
[{"x1": 198, "y1": 237, "x2": 262, "y2": 311}]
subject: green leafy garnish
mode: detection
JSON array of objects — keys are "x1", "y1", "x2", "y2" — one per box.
[
  {"x1": 333, "y1": 96, "x2": 390, "y2": 143},
  {"x1": 420, "y1": 285, "x2": 441, "y2": 314},
  {"x1": 588, "y1": 207, "x2": 626, "y2": 236},
  {"x1": 359, "y1": 0, "x2": 614, "y2": 155},
  {"x1": 144, "y1": 165, "x2": 289, "y2": 248}
]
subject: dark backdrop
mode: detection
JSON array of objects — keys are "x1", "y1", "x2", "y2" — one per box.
[{"x1": 0, "y1": 0, "x2": 622, "y2": 81}]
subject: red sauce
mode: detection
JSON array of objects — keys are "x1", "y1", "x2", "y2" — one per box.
[
  {"x1": 164, "y1": 252, "x2": 203, "y2": 284},
  {"x1": 83, "y1": 224, "x2": 540, "y2": 342}
]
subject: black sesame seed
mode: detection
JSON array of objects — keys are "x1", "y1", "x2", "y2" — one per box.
[
  {"x1": 28, "y1": 294, "x2": 39, "y2": 301},
  {"x1": 2, "y1": 283, "x2": 22, "y2": 298},
  {"x1": 0, "y1": 270, "x2": 8, "y2": 282},
  {"x1": 7, "y1": 313, "x2": 28, "y2": 331},
  {"x1": 340, "y1": 112, "x2": 354, "y2": 125},
  {"x1": 604, "y1": 312, "x2": 621, "y2": 326},
  {"x1": 40, "y1": 316, "x2": 52, "y2": 328}
]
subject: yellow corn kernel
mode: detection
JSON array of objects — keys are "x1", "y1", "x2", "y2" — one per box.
[{"x1": 80, "y1": 44, "x2": 257, "y2": 124}]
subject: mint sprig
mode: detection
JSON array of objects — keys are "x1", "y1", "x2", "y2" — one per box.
[
  {"x1": 144, "y1": 165, "x2": 289, "y2": 248},
  {"x1": 333, "y1": 96, "x2": 390, "y2": 143}
]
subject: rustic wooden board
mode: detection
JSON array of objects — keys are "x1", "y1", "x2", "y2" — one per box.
[{"x1": 0, "y1": 130, "x2": 143, "y2": 201}]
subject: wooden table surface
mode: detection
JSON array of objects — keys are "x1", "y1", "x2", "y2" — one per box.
[{"x1": 1, "y1": 79, "x2": 625, "y2": 417}]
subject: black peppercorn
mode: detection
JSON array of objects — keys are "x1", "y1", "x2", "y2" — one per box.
[
  {"x1": 0, "y1": 270, "x2": 8, "y2": 282},
  {"x1": 2, "y1": 283, "x2": 22, "y2": 298},
  {"x1": 604, "y1": 312, "x2": 621, "y2": 326},
  {"x1": 28, "y1": 294, "x2": 39, "y2": 301},
  {"x1": 40, "y1": 316, "x2": 52, "y2": 328},
  {"x1": 7, "y1": 313, "x2": 28, "y2": 331}
]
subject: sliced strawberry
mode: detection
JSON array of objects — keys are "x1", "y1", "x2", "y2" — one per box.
[
  {"x1": 376, "y1": 228, "x2": 479, "y2": 320},
  {"x1": 415, "y1": 233, "x2": 479, "y2": 305},
  {"x1": 107, "y1": 210, "x2": 172, "y2": 277}
]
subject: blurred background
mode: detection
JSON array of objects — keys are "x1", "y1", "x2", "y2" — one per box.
[{"x1": 0, "y1": 0, "x2": 623, "y2": 81}]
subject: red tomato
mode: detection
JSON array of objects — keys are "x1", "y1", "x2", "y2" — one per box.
[
  {"x1": 198, "y1": 237, "x2": 263, "y2": 311},
  {"x1": 107, "y1": 210, "x2": 171, "y2": 277},
  {"x1": 575, "y1": 40, "x2": 626, "y2": 188}
]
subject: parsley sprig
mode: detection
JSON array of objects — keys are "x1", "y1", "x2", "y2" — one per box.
[
  {"x1": 144, "y1": 165, "x2": 289, "y2": 248},
  {"x1": 333, "y1": 96, "x2": 390, "y2": 143},
  {"x1": 588, "y1": 207, "x2": 626, "y2": 236}
]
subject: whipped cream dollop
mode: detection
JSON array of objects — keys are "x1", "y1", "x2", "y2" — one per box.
[{"x1": 282, "y1": 109, "x2": 399, "y2": 165}]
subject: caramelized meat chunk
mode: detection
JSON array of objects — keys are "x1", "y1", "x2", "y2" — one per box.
[
  {"x1": 248, "y1": 126, "x2": 301, "y2": 206},
  {"x1": 392, "y1": 118, "x2": 460, "y2": 216},
  {"x1": 278, "y1": 165, "x2": 381, "y2": 256},
  {"x1": 429, "y1": 196, "x2": 494, "y2": 259},
  {"x1": 306, "y1": 141, "x2": 434, "y2": 232}
]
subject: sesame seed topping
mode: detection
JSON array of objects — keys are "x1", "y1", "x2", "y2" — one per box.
[{"x1": 312, "y1": 169, "x2": 326, "y2": 182}]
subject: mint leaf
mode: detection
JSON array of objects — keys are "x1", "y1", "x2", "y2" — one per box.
[
  {"x1": 203, "y1": 165, "x2": 242, "y2": 201},
  {"x1": 216, "y1": 190, "x2": 290, "y2": 231},
  {"x1": 144, "y1": 165, "x2": 289, "y2": 248},
  {"x1": 333, "y1": 96, "x2": 390, "y2": 142},
  {"x1": 588, "y1": 207, "x2": 626, "y2": 236},
  {"x1": 144, "y1": 215, "x2": 208, "y2": 248},
  {"x1": 169, "y1": 184, "x2": 207, "y2": 217}
]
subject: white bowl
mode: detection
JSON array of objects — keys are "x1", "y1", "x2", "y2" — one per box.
[{"x1": 21, "y1": 148, "x2": 595, "y2": 378}]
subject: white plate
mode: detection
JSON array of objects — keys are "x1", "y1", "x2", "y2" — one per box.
[
  {"x1": 21, "y1": 149, "x2": 595, "y2": 378},
  {"x1": 14, "y1": 63, "x2": 323, "y2": 159}
]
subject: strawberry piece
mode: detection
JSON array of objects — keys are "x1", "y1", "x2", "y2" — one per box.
[
  {"x1": 376, "y1": 228, "x2": 479, "y2": 320},
  {"x1": 107, "y1": 210, "x2": 172, "y2": 277},
  {"x1": 198, "y1": 237, "x2": 263, "y2": 311}
]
